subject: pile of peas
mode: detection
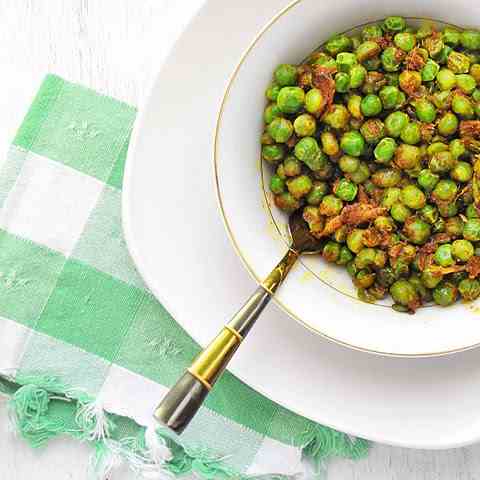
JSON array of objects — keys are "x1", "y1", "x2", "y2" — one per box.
[{"x1": 261, "y1": 16, "x2": 480, "y2": 312}]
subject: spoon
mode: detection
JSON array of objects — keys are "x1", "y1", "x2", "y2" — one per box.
[{"x1": 154, "y1": 209, "x2": 323, "y2": 434}]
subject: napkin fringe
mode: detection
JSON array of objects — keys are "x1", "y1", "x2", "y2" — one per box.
[{"x1": 2, "y1": 373, "x2": 368, "y2": 479}]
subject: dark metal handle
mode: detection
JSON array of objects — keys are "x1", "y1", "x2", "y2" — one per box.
[{"x1": 154, "y1": 249, "x2": 298, "y2": 434}]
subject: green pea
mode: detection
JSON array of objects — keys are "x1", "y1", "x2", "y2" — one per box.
[
  {"x1": 429, "y1": 151, "x2": 456, "y2": 174},
  {"x1": 385, "y1": 111, "x2": 409, "y2": 137},
  {"x1": 274, "y1": 64, "x2": 298, "y2": 86},
  {"x1": 463, "y1": 218, "x2": 480, "y2": 241},
  {"x1": 337, "y1": 246, "x2": 354, "y2": 265},
  {"x1": 287, "y1": 175, "x2": 312, "y2": 199},
  {"x1": 460, "y1": 30, "x2": 480, "y2": 50},
  {"x1": 319, "y1": 194, "x2": 343, "y2": 216},
  {"x1": 443, "y1": 27, "x2": 461, "y2": 46},
  {"x1": 382, "y1": 16, "x2": 406, "y2": 33},
  {"x1": 347, "y1": 95, "x2": 363, "y2": 119},
  {"x1": 311, "y1": 52, "x2": 335, "y2": 67},
  {"x1": 395, "y1": 144, "x2": 421, "y2": 170},
  {"x1": 360, "y1": 94, "x2": 382, "y2": 117},
  {"x1": 349, "y1": 64, "x2": 367, "y2": 88},
  {"x1": 456, "y1": 74, "x2": 477, "y2": 94},
  {"x1": 360, "y1": 118, "x2": 385, "y2": 144},
  {"x1": 346, "y1": 260, "x2": 359, "y2": 277},
  {"x1": 371, "y1": 168, "x2": 402, "y2": 187},
  {"x1": 323, "y1": 104, "x2": 350, "y2": 129},
  {"x1": 394, "y1": 32, "x2": 416, "y2": 52},
  {"x1": 356, "y1": 41, "x2": 381, "y2": 64},
  {"x1": 421, "y1": 269, "x2": 443, "y2": 289},
  {"x1": 283, "y1": 156, "x2": 302, "y2": 177},
  {"x1": 293, "y1": 136, "x2": 318, "y2": 163},
  {"x1": 355, "y1": 248, "x2": 377, "y2": 269},
  {"x1": 452, "y1": 94, "x2": 475, "y2": 118},
  {"x1": 374, "y1": 137, "x2": 397, "y2": 164},
  {"x1": 334, "y1": 178, "x2": 358, "y2": 201},
  {"x1": 335, "y1": 72, "x2": 351, "y2": 93},
  {"x1": 269, "y1": 174, "x2": 285, "y2": 194},
  {"x1": 374, "y1": 215, "x2": 396, "y2": 232},
  {"x1": 355, "y1": 270, "x2": 376, "y2": 289},
  {"x1": 265, "y1": 82, "x2": 280, "y2": 102},
  {"x1": 306, "y1": 181, "x2": 329, "y2": 205},
  {"x1": 417, "y1": 169, "x2": 439, "y2": 191},
  {"x1": 399, "y1": 70, "x2": 422, "y2": 94},
  {"x1": 338, "y1": 155, "x2": 358, "y2": 173},
  {"x1": 379, "y1": 85, "x2": 400, "y2": 110},
  {"x1": 347, "y1": 228, "x2": 365, "y2": 253},
  {"x1": 414, "y1": 99, "x2": 437, "y2": 123},
  {"x1": 320, "y1": 131, "x2": 340, "y2": 156},
  {"x1": 459, "y1": 278, "x2": 480, "y2": 301},
  {"x1": 340, "y1": 130, "x2": 365, "y2": 157},
  {"x1": 447, "y1": 51, "x2": 471, "y2": 74},
  {"x1": 433, "y1": 217, "x2": 446, "y2": 233},
  {"x1": 473, "y1": 88, "x2": 480, "y2": 103},
  {"x1": 427, "y1": 142, "x2": 449, "y2": 156},
  {"x1": 434, "y1": 244, "x2": 454, "y2": 267},
  {"x1": 390, "y1": 279, "x2": 418, "y2": 306},
  {"x1": 432, "y1": 179, "x2": 458, "y2": 203},
  {"x1": 293, "y1": 114, "x2": 316, "y2": 137},
  {"x1": 382, "y1": 187, "x2": 402, "y2": 208},
  {"x1": 433, "y1": 282, "x2": 458, "y2": 306},
  {"x1": 263, "y1": 103, "x2": 281, "y2": 124},
  {"x1": 437, "y1": 112, "x2": 459, "y2": 137},
  {"x1": 305, "y1": 88, "x2": 324, "y2": 115},
  {"x1": 466, "y1": 204, "x2": 480, "y2": 218},
  {"x1": 421, "y1": 59, "x2": 440, "y2": 82},
  {"x1": 349, "y1": 161, "x2": 370, "y2": 184},
  {"x1": 262, "y1": 144, "x2": 285, "y2": 163},
  {"x1": 361, "y1": 24, "x2": 383, "y2": 41},
  {"x1": 325, "y1": 34, "x2": 353, "y2": 56},
  {"x1": 261, "y1": 132, "x2": 274, "y2": 145},
  {"x1": 401, "y1": 184, "x2": 426, "y2": 209},
  {"x1": 404, "y1": 217, "x2": 431, "y2": 244},
  {"x1": 432, "y1": 90, "x2": 452, "y2": 110},
  {"x1": 425, "y1": 34, "x2": 444, "y2": 58},
  {"x1": 267, "y1": 117, "x2": 293, "y2": 143},
  {"x1": 274, "y1": 192, "x2": 300, "y2": 213},
  {"x1": 400, "y1": 122, "x2": 421, "y2": 145},
  {"x1": 391, "y1": 202, "x2": 411, "y2": 223},
  {"x1": 438, "y1": 201, "x2": 459, "y2": 218},
  {"x1": 277, "y1": 87, "x2": 305, "y2": 114},
  {"x1": 451, "y1": 161, "x2": 473, "y2": 182},
  {"x1": 377, "y1": 267, "x2": 397, "y2": 288},
  {"x1": 437, "y1": 68, "x2": 457, "y2": 90},
  {"x1": 276, "y1": 163, "x2": 286, "y2": 179},
  {"x1": 420, "y1": 204, "x2": 439, "y2": 224},
  {"x1": 452, "y1": 239, "x2": 474, "y2": 262},
  {"x1": 471, "y1": 65, "x2": 480, "y2": 84},
  {"x1": 450, "y1": 138, "x2": 466, "y2": 159},
  {"x1": 416, "y1": 22, "x2": 435, "y2": 39},
  {"x1": 336, "y1": 52, "x2": 357, "y2": 72},
  {"x1": 323, "y1": 241, "x2": 341, "y2": 262},
  {"x1": 381, "y1": 47, "x2": 404, "y2": 72}
]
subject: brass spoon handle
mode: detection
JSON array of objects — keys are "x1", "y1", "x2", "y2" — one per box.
[{"x1": 154, "y1": 248, "x2": 299, "y2": 434}]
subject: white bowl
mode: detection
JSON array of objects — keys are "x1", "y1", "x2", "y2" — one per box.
[{"x1": 215, "y1": 0, "x2": 480, "y2": 356}]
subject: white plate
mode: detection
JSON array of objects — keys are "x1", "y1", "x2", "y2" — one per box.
[{"x1": 123, "y1": 0, "x2": 480, "y2": 449}]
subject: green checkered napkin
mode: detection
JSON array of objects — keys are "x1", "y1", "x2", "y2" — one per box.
[{"x1": 0, "y1": 75, "x2": 368, "y2": 479}]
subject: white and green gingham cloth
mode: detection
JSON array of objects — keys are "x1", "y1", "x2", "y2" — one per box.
[{"x1": 0, "y1": 75, "x2": 368, "y2": 479}]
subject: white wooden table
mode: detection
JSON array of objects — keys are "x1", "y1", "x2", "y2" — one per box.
[{"x1": 0, "y1": 1, "x2": 478, "y2": 478}]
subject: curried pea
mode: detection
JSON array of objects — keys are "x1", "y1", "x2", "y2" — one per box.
[
  {"x1": 463, "y1": 218, "x2": 480, "y2": 241},
  {"x1": 261, "y1": 18, "x2": 480, "y2": 313}
]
